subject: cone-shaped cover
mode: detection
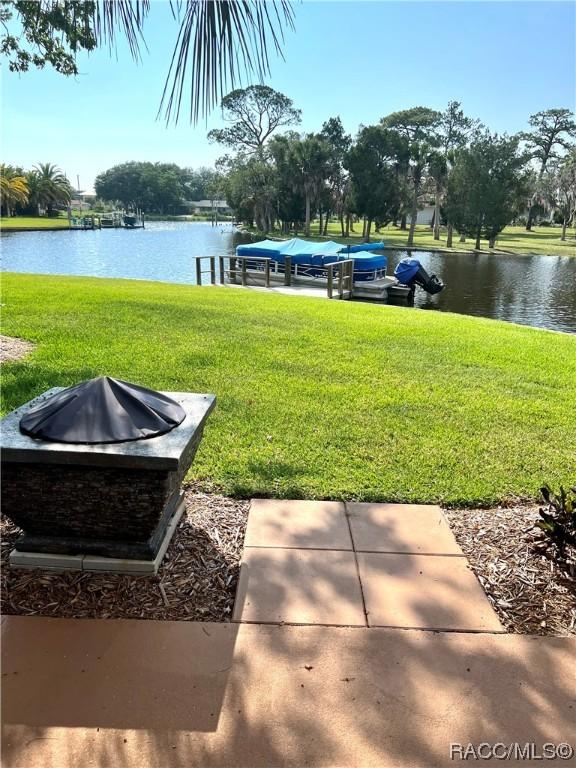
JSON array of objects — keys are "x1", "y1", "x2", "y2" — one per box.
[{"x1": 19, "y1": 377, "x2": 186, "y2": 444}]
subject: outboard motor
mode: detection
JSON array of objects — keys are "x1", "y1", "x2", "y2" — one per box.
[{"x1": 394, "y1": 258, "x2": 444, "y2": 295}]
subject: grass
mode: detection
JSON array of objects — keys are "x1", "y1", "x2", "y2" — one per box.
[
  {"x1": 2, "y1": 273, "x2": 575, "y2": 506},
  {"x1": 376, "y1": 224, "x2": 576, "y2": 256},
  {"x1": 0, "y1": 213, "x2": 232, "y2": 229},
  {"x1": 0, "y1": 216, "x2": 71, "y2": 230},
  {"x1": 262, "y1": 223, "x2": 576, "y2": 257}
]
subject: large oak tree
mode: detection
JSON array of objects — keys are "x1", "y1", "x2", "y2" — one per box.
[
  {"x1": 520, "y1": 108, "x2": 576, "y2": 230},
  {"x1": 445, "y1": 133, "x2": 529, "y2": 250}
]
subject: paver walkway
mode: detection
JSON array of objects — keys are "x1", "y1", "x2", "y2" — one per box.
[
  {"x1": 234, "y1": 500, "x2": 503, "y2": 632},
  {"x1": 2, "y1": 500, "x2": 575, "y2": 768}
]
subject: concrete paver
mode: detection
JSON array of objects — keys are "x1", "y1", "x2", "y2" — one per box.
[
  {"x1": 244, "y1": 499, "x2": 351, "y2": 550},
  {"x1": 347, "y1": 502, "x2": 463, "y2": 555},
  {"x1": 233, "y1": 547, "x2": 366, "y2": 626},
  {"x1": 358, "y1": 552, "x2": 504, "y2": 631}
]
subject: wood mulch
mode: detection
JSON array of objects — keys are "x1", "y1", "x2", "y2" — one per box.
[
  {"x1": 0, "y1": 486, "x2": 249, "y2": 622},
  {"x1": 0, "y1": 335, "x2": 34, "y2": 364},
  {"x1": 2, "y1": 489, "x2": 574, "y2": 634},
  {"x1": 444, "y1": 503, "x2": 576, "y2": 635}
]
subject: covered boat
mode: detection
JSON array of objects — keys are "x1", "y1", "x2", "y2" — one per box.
[
  {"x1": 231, "y1": 237, "x2": 444, "y2": 301},
  {"x1": 236, "y1": 238, "x2": 387, "y2": 281}
]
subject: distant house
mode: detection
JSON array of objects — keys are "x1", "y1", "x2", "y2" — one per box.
[
  {"x1": 70, "y1": 188, "x2": 97, "y2": 210},
  {"x1": 190, "y1": 200, "x2": 231, "y2": 215},
  {"x1": 413, "y1": 204, "x2": 435, "y2": 226}
]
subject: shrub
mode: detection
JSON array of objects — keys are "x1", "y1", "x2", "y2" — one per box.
[{"x1": 536, "y1": 484, "x2": 576, "y2": 560}]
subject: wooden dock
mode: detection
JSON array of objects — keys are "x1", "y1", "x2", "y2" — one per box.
[
  {"x1": 192, "y1": 255, "x2": 401, "y2": 302},
  {"x1": 193, "y1": 255, "x2": 358, "y2": 300}
]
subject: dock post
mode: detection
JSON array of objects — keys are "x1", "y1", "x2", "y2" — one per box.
[
  {"x1": 265, "y1": 259, "x2": 271, "y2": 288},
  {"x1": 218, "y1": 256, "x2": 225, "y2": 284},
  {"x1": 327, "y1": 264, "x2": 334, "y2": 299},
  {"x1": 210, "y1": 256, "x2": 216, "y2": 285},
  {"x1": 229, "y1": 257, "x2": 237, "y2": 283},
  {"x1": 338, "y1": 266, "x2": 344, "y2": 298},
  {"x1": 349, "y1": 260, "x2": 354, "y2": 299},
  {"x1": 285, "y1": 256, "x2": 292, "y2": 286},
  {"x1": 241, "y1": 258, "x2": 247, "y2": 286},
  {"x1": 195, "y1": 259, "x2": 202, "y2": 286}
]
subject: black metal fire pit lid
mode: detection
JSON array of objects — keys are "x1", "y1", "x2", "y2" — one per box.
[{"x1": 19, "y1": 377, "x2": 186, "y2": 444}]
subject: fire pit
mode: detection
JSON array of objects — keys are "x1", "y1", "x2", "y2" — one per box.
[{"x1": 0, "y1": 378, "x2": 216, "y2": 574}]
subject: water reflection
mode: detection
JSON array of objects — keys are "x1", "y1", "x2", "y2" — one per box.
[{"x1": 384, "y1": 249, "x2": 576, "y2": 334}]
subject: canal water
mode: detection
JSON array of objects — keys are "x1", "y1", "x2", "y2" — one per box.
[{"x1": 1, "y1": 221, "x2": 575, "y2": 334}]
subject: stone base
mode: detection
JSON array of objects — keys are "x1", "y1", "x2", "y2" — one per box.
[
  {"x1": 13, "y1": 490, "x2": 185, "y2": 560},
  {"x1": 8, "y1": 497, "x2": 185, "y2": 576},
  {"x1": 1, "y1": 390, "x2": 215, "y2": 558}
]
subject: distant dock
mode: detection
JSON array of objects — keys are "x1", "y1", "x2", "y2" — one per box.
[{"x1": 67, "y1": 211, "x2": 145, "y2": 230}]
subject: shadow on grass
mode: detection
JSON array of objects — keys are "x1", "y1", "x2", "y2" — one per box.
[
  {"x1": 243, "y1": 459, "x2": 306, "y2": 493},
  {"x1": 0, "y1": 363, "x2": 99, "y2": 414}
]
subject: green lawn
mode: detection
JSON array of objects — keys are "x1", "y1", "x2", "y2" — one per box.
[
  {"x1": 2, "y1": 273, "x2": 575, "y2": 506},
  {"x1": 0, "y1": 216, "x2": 70, "y2": 230},
  {"x1": 280, "y1": 223, "x2": 576, "y2": 257},
  {"x1": 0, "y1": 214, "x2": 229, "y2": 229}
]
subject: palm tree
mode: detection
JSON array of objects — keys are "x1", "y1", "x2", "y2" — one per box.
[
  {"x1": 31, "y1": 163, "x2": 73, "y2": 215},
  {"x1": 290, "y1": 135, "x2": 332, "y2": 237},
  {"x1": 7, "y1": 2, "x2": 294, "y2": 124},
  {"x1": 0, "y1": 165, "x2": 29, "y2": 217},
  {"x1": 24, "y1": 170, "x2": 41, "y2": 215}
]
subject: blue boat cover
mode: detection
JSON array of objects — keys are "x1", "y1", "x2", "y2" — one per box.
[
  {"x1": 394, "y1": 258, "x2": 421, "y2": 284},
  {"x1": 337, "y1": 242, "x2": 386, "y2": 254},
  {"x1": 236, "y1": 238, "x2": 386, "y2": 269}
]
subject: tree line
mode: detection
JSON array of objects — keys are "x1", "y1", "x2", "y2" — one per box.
[
  {"x1": 213, "y1": 87, "x2": 576, "y2": 247},
  {"x1": 93, "y1": 164, "x2": 222, "y2": 214},
  {"x1": 4, "y1": 91, "x2": 574, "y2": 246},
  {"x1": 0, "y1": 163, "x2": 73, "y2": 217},
  {"x1": 0, "y1": 162, "x2": 224, "y2": 218},
  {"x1": 2, "y1": 3, "x2": 574, "y2": 246}
]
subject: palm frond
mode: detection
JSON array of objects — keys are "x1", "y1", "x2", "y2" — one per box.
[
  {"x1": 159, "y1": 0, "x2": 295, "y2": 124},
  {"x1": 92, "y1": 1, "x2": 151, "y2": 61}
]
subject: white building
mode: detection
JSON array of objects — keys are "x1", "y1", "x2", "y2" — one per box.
[
  {"x1": 190, "y1": 200, "x2": 231, "y2": 215},
  {"x1": 413, "y1": 204, "x2": 435, "y2": 226}
]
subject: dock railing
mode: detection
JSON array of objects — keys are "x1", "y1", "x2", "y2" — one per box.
[
  {"x1": 226, "y1": 256, "x2": 272, "y2": 287},
  {"x1": 326, "y1": 259, "x2": 354, "y2": 300},
  {"x1": 192, "y1": 255, "x2": 272, "y2": 288},
  {"x1": 192, "y1": 255, "x2": 354, "y2": 299}
]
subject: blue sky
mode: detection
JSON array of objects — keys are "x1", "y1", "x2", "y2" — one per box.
[{"x1": 2, "y1": 1, "x2": 575, "y2": 192}]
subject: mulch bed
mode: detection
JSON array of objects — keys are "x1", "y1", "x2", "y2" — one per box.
[
  {"x1": 1, "y1": 486, "x2": 249, "y2": 622},
  {"x1": 0, "y1": 335, "x2": 34, "y2": 364},
  {"x1": 444, "y1": 503, "x2": 576, "y2": 635},
  {"x1": 2, "y1": 490, "x2": 574, "y2": 634}
]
